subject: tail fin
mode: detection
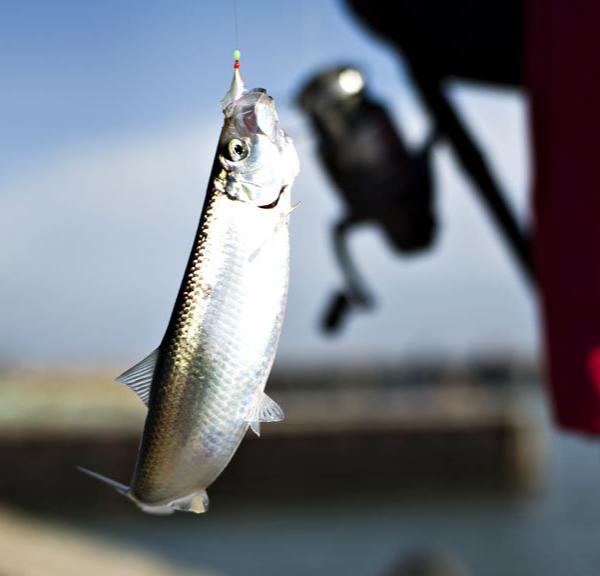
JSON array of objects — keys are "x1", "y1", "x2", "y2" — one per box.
[
  {"x1": 77, "y1": 466, "x2": 173, "y2": 515},
  {"x1": 77, "y1": 466, "x2": 208, "y2": 515},
  {"x1": 77, "y1": 466, "x2": 129, "y2": 495}
]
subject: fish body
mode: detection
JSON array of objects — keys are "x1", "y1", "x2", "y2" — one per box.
[{"x1": 80, "y1": 67, "x2": 299, "y2": 514}]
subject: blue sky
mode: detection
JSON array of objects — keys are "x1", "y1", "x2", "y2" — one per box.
[
  {"x1": 0, "y1": 0, "x2": 375, "y2": 176},
  {"x1": 0, "y1": 0, "x2": 536, "y2": 366}
]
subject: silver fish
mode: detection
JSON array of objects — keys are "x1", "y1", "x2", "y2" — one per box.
[{"x1": 80, "y1": 65, "x2": 299, "y2": 514}]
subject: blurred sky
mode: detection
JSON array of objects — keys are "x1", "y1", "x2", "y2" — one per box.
[{"x1": 0, "y1": 0, "x2": 537, "y2": 367}]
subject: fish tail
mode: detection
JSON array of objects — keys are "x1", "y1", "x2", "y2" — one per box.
[
  {"x1": 77, "y1": 466, "x2": 129, "y2": 495},
  {"x1": 77, "y1": 466, "x2": 208, "y2": 515}
]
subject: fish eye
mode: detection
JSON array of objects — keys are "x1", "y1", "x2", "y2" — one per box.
[{"x1": 227, "y1": 138, "x2": 249, "y2": 162}]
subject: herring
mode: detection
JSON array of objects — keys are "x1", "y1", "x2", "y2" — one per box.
[{"x1": 79, "y1": 62, "x2": 299, "y2": 514}]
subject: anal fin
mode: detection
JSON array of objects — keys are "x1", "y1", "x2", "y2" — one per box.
[{"x1": 246, "y1": 391, "x2": 284, "y2": 437}]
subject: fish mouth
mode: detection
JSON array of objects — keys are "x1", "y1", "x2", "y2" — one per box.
[{"x1": 234, "y1": 91, "x2": 279, "y2": 144}]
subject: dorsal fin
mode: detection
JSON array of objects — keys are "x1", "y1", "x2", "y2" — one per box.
[{"x1": 115, "y1": 349, "x2": 159, "y2": 406}]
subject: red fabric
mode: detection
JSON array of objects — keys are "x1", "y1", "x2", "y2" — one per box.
[{"x1": 528, "y1": 1, "x2": 600, "y2": 433}]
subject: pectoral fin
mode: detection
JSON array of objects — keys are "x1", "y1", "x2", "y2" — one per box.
[
  {"x1": 246, "y1": 391, "x2": 285, "y2": 436},
  {"x1": 248, "y1": 201, "x2": 299, "y2": 263},
  {"x1": 115, "y1": 348, "x2": 159, "y2": 406}
]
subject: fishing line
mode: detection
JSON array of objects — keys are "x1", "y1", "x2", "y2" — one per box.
[{"x1": 233, "y1": 0, "x2": 240, "y2": 53}]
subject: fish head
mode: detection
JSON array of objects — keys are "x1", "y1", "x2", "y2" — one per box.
[{"x1": 218, "y1": 86, "x2": 299, "y2": 208}]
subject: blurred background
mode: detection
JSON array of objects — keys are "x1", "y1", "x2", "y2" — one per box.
[{"x1": 0, "y1": 1, "x2": 599, "y2": 575}]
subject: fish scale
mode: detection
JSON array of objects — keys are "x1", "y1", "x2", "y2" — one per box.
[
  {"x1": 79, "y1": 61, "x2": 298, "y2": 514},
  {"x1": 135, "y1": 182, "x2": 289, "y2": 504}
]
